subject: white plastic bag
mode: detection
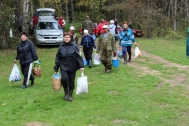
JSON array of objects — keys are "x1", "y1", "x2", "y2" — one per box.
[
  {"x1": 9, "y1": 64, "x2": 21, "y2": 82},
  {"x1": 9, "y1": 28, "x2": 13, "y2": 37},
  {"x1": 94, "y1": 54, "x2": 100, "y2": 65},
  {"x1": 134, "y1": 46, "x2": 141, "y2": 58},
  {"x1": 76, "y1": 72, "x2": 88, "y2": 94},
  {"x1": 26, "y1": 63, "x2": 33, "y2": 85}
]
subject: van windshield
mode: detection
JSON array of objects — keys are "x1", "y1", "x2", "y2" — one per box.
[{"x1": 37, "y1": 22, "x2": 61, "y2": 30}]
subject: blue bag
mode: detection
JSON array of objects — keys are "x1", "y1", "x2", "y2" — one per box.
[
  {"x1": 53, "y1": 73, "x2": 61, "y2": 79},
  {"x1": 83, "y1": 59, "x2": 88, "y2": 66}
]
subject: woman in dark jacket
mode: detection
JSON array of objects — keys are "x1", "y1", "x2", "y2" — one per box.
[
  {"x1": 80, "y1": 29, "x2": 96, "y2": 68},
  {"x1": 14, "y1": 32, "x2": 38, "y2": 89},
  {"x1": 54, "y1": 32, "x2": 84, "y2": 102}
]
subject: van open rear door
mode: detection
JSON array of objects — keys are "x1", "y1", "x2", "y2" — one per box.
[{"x1": 37, "y1": 8, "x2": 55, "y2": 16}]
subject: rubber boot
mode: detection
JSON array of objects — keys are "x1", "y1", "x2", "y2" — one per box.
[
  {"x1": 31, "y1": 77, "x2": 35, "y2": 85},
  {"x1": 123, "y1": 55, "x2": 127, "y2": 64},
  {"x1": 89, "y1": 60, "x2": 92, "y2": 68},
  {"x1": 68, "y1": 90, "x2": 73, "y2": 102},
  {"x1": 63, "y1": 88, "x2": 69, "y2": 100},
  {"x1": 128, "y1": 55, "x2": 131, "y2": 62}
]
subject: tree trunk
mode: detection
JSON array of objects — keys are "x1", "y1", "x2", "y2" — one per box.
[
  {"x1": 70, "y1": 0, "x2": 75, "y2": 22},
  {"x1": 30, "y1": 0, "x2": 33, "y2": 20},
  {"x1": 91, "y1": 0, "x2": 94, "y2": 21},
  {"x1": 186, "y1": 0, "x2": 189, "y2": 23},
  {"x1": 65, "y1": 1, "x2": 69, "y2": 23},
  {"x1": 22, "y1": 0, "x2": 29, "y2": 32},
  {"x1": 15, "y1": 0, "x2": 20, "y2": 19},
  {"x1": 173, "y1": 0, "x2": 177, "y2": 32}
]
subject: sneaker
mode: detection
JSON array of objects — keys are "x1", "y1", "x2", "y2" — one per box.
[
  {"x1": 22, "y1": 85, "x2": 27, "y2": 89},
  {"x1": 127, "y1": 59, "x2": 131, "y2": 62}
]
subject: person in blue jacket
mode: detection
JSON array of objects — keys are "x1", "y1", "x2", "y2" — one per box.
[
  {"x1": 80, "y1": 29, "x2": 96, "y2": 68},
  {"x1": 186, "y1": 27, "x2": 189, "y2": 57},
  {"x1": 117, "y1": 23, "x2": 137, "y2": 64}
]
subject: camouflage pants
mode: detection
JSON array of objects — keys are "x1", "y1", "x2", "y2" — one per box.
[{"x1": 100, "y1": 50, "x2": 112, "y2": 72}]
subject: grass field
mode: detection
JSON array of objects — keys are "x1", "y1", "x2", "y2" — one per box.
[{"x1": 1, "y1": 37, "x2": 189, "y2": 126}]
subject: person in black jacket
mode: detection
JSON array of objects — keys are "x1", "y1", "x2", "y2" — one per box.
[
  {"x1": 14, "y1": 32, "x2": 38, "y2": 89},
  {"x1": 54, "y1": 32, "x2": 84, "y2": 102},
  {"x1": 80, "y1": 29, "x2": 96, "y2": 68}
]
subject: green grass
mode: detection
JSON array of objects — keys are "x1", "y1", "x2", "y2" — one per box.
[{"x1": 1, "y1": 38, "x2": 189, "y2": 126}]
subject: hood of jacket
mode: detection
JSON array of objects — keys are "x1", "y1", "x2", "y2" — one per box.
[{"x1": 109, "y1": 24, "x2": 115, "y2": 29}]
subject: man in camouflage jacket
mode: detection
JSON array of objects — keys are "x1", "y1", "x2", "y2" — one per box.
[
  {"x1": 96, "y1": 25, "x2": 117, "y2": 73},
  {"x1": 82, "y1": 16, "x2": 93, "y2": 35}
]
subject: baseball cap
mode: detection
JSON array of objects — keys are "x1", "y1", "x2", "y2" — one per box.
[
  {"x1": 102, "y1": 25, "x2": 109, "y2": 29},
  {"x1": 70, "y1": 26, "x2": 75, "y2": 30}
]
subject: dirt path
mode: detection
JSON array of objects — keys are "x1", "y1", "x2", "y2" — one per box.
[{"x1": 122, "y1": 50, "x2": 189, "y2": 91}]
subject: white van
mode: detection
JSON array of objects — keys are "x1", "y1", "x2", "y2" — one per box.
[{"x1": 34, "y1": 8, "x2": 63, "y2": 45}]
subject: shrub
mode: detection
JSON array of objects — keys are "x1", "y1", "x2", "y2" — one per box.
[{"x1": 165, "y1": 28, "x2": 185, "y2": 39}]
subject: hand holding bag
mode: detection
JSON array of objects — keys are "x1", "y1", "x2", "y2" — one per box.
[
  {"x1": 134, "y1": 46, "x2": 141, "y2": 58},
  {"x1": 76, "y1": 72, "x2": 88, "y2": 94},
  {"x1": 9, "y1": 63, "x2": 21, "y2": 82}
]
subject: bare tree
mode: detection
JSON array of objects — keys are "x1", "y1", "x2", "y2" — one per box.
[
  {"x1": 65, "y1": 0, "x2": 69, "y2": 23},
  {"x1": 70, "y1": 0, "x2": 75, "y2": 22},
  {"x1": 22, "y1": 0, "x2": 29, "y2": 32},
  {"x1": 186, "y1": 0, "x2": 189, "y2": 23},
  {"x1": 173, "y1": 0, "x2": 177, "y2": 32}
]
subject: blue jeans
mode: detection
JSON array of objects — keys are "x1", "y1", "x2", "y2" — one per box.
[
  {"x1": 122, "y1": 46, "x2": 127, "y2": 55},
  {"x1": 122, "y1": 46, "x2": 132, "y2": 56}
]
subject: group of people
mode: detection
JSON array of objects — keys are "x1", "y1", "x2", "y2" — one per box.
[
  {"x1": 81, "y1": 16, "x2": 137, "y2": 68},
  {"x1": 14, "y1": 16, "x2": 137, "y2": 102}
]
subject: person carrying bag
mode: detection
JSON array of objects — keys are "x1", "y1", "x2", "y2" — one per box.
[{"x1": 14, "y1": 32, "x2": 39, "y2": 89}]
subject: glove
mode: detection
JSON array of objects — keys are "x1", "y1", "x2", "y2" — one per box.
[{"x1": 113, "y1": 52, "x2": 116, "y2": 57}]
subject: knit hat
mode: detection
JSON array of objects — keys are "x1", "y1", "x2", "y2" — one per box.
[{"x1": 84, "y1": 29, "x2": 88, "y2": 34}]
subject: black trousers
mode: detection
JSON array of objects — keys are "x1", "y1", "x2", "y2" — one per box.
[
  {"x1": 83, "y1": 46, "x2": 93, "y2": 61},
  {"x1": 21, "y1": 63, "x2": 34, "y2": 86},
  {"x1": 61, "y1": 70, "x2": 76, "y2": 90},
  {"x1": 126, "y1": 46, "x2": 132, "y2": 56}
]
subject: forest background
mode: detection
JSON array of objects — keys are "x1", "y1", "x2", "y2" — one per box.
[{"x1": 0, "y1": 0, "x2": 189, "y2": 49}]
